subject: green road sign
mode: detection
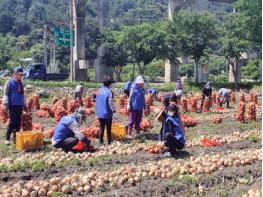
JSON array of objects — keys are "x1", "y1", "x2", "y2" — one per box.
[{"x1": 54, "y1": 27, "x2": 75, "y2": 46}]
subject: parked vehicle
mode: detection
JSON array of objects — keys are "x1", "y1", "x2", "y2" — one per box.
[{"x1": 24, "y1": 64, "x2": 68, "y2": 80}]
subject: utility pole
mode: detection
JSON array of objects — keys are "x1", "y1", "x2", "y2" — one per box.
[
  {"x1": 43, "y1": 25, "x2": 48, "y2": 68},
  {"x1": 70, "y1": 0, "x2": 74, "y2": 81}
]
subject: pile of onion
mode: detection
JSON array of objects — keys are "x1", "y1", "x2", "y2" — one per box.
[
  {"x1": 27, "y1": 94, "x2": 40, "y2": 112},
  {"x1": 40, "y1": 103, "x2": 52, "y2": 115},
  {"x1": 119, "y1": 94, "x2": 128, "y2": 108},
  {"x1": 21, "y1": 112, "x2": 33, "y2": 131},
  {"x1": 211, "y1": 115, "x2": 222, "y2": 124},
  {"x1": 0, "y1": 104, "x2": 8, "y2": 124},
  {"x1": 82, "y1": 127, "x2": 99, "y2": 138},
  {"x1": 212, "y1": 93, "x2": 217, "y2": 104},
  {"x1": 54, "y1": 106, "x2": 68, "y2": 123},
  {"x1": 253, "y1": 94, "x2": 258, "y2": 105},
  {"x1": 67, "y1": 100, "x2": 80, "y2": 114},
  {"x1": 36, "y1": 110, "x2": 50, "y2": 118},
  {"x1": 189, "y1": 97, "x2": 197, "y2": 113},
  {"x1": 247, "y1": 102, "x2": 256, "y2": 121},
  {"x1": 140, "y1": 118, "x2": 152, "y2": 131},
  {"x1": 230, "y1": 92, "x2": 236, "y2": 103},
  {"x1": 0, "y1": 149, "x2": 260, "y2": 196},
  {"x1": 236, "y1": 101, "x2": 245, "y2": 123},
  {"x1": 242, "y1": 189, "x2": 261, "y2": 197},
  {"x1": 202, "y1": 98, "x2": 210, "y2": 112},
  {"x1": 239, "y1": 92, "x2": 245, "y2": 102},
  {"x1": 181, "y1": 97, "x2": 188, "y2": 113},
  {"x1": 180, "y1": 115, "x2": 197, "y2": 127},
  {"x1": 83, "y1": 96, "x2": 93, "y2": 108}
]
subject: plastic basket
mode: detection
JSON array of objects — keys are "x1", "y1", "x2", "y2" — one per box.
[
  {"x1": 16, "y1": 131, "x2": 44, "y2": 151},
  {"x1": 104, "y1": 123, "x2": 126, "y2": 141}
]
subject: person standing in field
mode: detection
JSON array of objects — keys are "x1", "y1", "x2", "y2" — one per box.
[
  {"x1": 127, "y1": 75, "x2": 146, "y2": 138},
  {"x1": 74, "y1": 83, "x2": 84, "y2": 106},
  {"x1": 176, "y1": 77, "x2": 183, "y2": 91},
  {"x1": 2, "y1": 67, "x2": 26, "y2": 145},
  {"x1": 96, "y1": 76, "x2": 116, "y2": 145}
]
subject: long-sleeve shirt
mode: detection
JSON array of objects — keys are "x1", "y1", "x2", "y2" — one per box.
[
  {"x1": 2, "y1": 78, "x2": 26, "y2": 106},
  {"x1": 75, "y1": 85, "x2": 84, "y2": 93},
  {"x1": 202, "y1": 87, "x2": 212, "y2": 97},
  {"x1": 52, "y1": 120, "x2": 87, "y2": 145}
]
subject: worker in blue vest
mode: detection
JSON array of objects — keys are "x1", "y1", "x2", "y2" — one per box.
[
  {"x1": 147, "y1": 88, "x2": 158, "y2": 98},
  {"x1": 2, "y1": 67, "x2": 26, "y2": 146},
  {"x1": 52, "y1": 108, "x2": 90, "y2": 152},
  {"x1": 127, "y1": 75, "x2": 146, "y2": 137},
  {"x1": 123, "y1": 79, "x2": 133, "y2": 97},
  {"x1": 160, "y1": 103, "x2": 185, "y2": 157},
  {"x1": 96, "y1": 75, "x2": 116, "y2": 145}
]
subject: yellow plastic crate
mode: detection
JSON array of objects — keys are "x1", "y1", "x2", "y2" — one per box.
[
  {"x1": 104, "y1": 123, "x2": 126, "y2": 141},
  {"x1": 16, "y1": 131, "x2": 44, "y2": 151}
]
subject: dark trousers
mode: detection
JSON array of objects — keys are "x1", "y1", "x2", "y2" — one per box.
[
  {"x1": 6, "y1": 106, "x2": 23, "y2": 141},
  {"x1": 219, "y1": 97, "x2": 230, "y2": 108},
  {"x1": 164, "y1": 133, "x2": 184, "y2": 155},
  {"x1": 128, "y1": 110, "x2": 143, "y2": 132},
  {"x1": 74, "y1": 91, "x2": 83, "y2": 106},
  {"x1": 54, "y1": 137, "x2": 79, "y2": 152},
  {"x1": 99, "y1": 118, "x2": 112, "y2": 145}
]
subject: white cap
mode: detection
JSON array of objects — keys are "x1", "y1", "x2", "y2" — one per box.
[{"x1": 134, "y1": 75, "x2": 145, "y2": 84}]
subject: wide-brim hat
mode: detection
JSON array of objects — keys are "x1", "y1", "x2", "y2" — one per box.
[{"x1": 135, "y1": 75, "x2": 145, "y2": 84}]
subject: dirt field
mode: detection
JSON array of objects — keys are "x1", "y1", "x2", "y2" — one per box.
[{"x1": 0, "y1": 87, "x2": 261, "y2": 197}]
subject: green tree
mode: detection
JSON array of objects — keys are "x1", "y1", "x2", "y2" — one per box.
[
  {"x1": 122, "y1": 22, "x2": 166, "y2": 76},
  {"x1": 179, "y1": 64, "x2": 194, "y2": 78},
  {"x1": 236, "y1": 0, "x2": 262, "y2": 56},
  {"x1": 169, "y1": 11, "x2": 217, "y2": 82},
  {"x1": 221, "y1": 14, "x2": 249, "y2": 83},
  {"x1": 102, "y1": 30, "x2": 128, "y2": 82},
  {"x1": 241, "y1": 59, "x2": 260, "y2": 80},
  {"x1": 0, "y1": 14, "x2": 15, "y2": 34}
]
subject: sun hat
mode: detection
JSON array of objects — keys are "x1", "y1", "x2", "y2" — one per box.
[{"x1": 134, "y1": 75, "x2": 145, "y2": 84}]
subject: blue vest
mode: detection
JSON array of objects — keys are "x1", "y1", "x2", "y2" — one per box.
[
  {"x1": 162, "y1": 115, "x2": 185, "y2": 144},
  {"x1": 8, "y1": 79, "x2": 24, "y2": 106},
  {"x1": 96, "y1": 86, "x2": 113, "y2": 119},
  {"x1": 53, "y1": 115, "x2": 78, "y2": 143},
  {"x1": 148, "y1": 88, "x2": 157, "y2": 94},
  {"x1": 130, "y1": 86, "x2": 145, "y2": 111}
]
